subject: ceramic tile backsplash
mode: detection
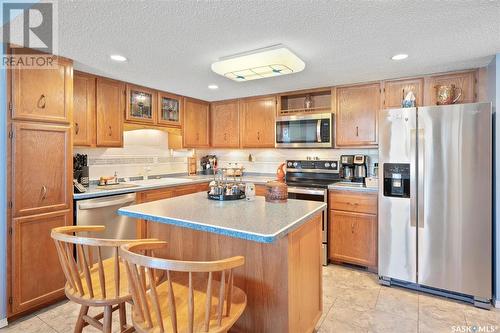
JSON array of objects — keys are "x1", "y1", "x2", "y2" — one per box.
[
  {"x1": 196, "y1": 148, "x2": 379, "y2": 176},
  {"x1": 74, "y1": 129, "x2": 193, "y2": 180}
]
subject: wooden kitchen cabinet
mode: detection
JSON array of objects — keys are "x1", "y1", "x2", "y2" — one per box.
[
  {"x1": 425, "y1": 70, "x2": 476, "y2": 105},
  {"x1": 336, "y1": 83, "x2": 380, "y2": 147},
  {"x1": 96, "y1": 77, "x2": 125, "y2": 147},
  {"x1": 239, "y1": 96, "x2": 276, "y2": 148},
  {"x1": 255, "y1": 184, "x2": 267, "y2": 196},
  {"x1": 10, "y1": 209, "x2": 70, "y2": 315},
  {"x1": 183, "y1": 98, "x2": 210, "y2": 148},
  {"x1": 211, "y1": 100, "x2": 240, "y2": 148},
  {"x1": 383, "y1": 78, "x2": 424, "y2": 108},
  {"x1": 329, "y1": 210, "x2": 377, "y2": 268},
  {"x1": 328, "y1": 190, "x2": 378, "y2": 269},
  {"x1": 137, "y1": 182, "x2": 210, "y2": 237},
  {"x1": 158, "y1": 91, "x2": 183, "y2": 127},
  {"x1": 73, "y1": 71, "x2": 96, "y2": 146},
  {"x1": 11, "y1": 122, "x2": 72, "y2": 217},
  {"x1": 125, "y1": 84, "x2": 157, "y2": 124},
  {"x1": 10, "y1": 54, "x2": 73, "y2": 124}
]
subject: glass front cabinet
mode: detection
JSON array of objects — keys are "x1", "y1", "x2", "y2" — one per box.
[
  {"x1": 126, "y1": 84, "x2": 157, "y2": 124},
  {"x1": 157, "y1": 91, "x2": 182, "y2": 127}
]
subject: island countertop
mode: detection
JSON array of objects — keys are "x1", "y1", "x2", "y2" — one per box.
[{"x1": 117, "y1": 191, "x2": 326, "y2": 243}]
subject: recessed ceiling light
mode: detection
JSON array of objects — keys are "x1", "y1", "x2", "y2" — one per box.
[
  {"x1": 110, "y1": 54, "x2": 127, "y2": 62},
  {"x1": 391, "y1": 54, "x2": 408, "y2": 61},
  {"x1": 208, "y1": 84, "x2": 219, "y2": 90},
  {"x1": 211, "y1": 45, "x2": 305, "y2": 82}
]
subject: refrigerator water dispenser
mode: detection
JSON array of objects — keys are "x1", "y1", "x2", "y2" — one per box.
[{"x1": 383, "y1": 163, "x2": 410, "y2": 198}]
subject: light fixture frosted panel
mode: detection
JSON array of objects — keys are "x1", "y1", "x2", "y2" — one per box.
[{"x1": 211, "y1": 47, "x2": 305, "y2": 82}]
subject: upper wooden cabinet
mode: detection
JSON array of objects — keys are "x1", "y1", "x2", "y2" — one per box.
[
  {"x1": 211, "y1": 100, "x2": 240, "y2": 148},
  {"x1": 183, "y1": 98, "x2": 210, "y2": 148},
  {"x1": 10, "y1": 56, "x2": 73, "y2": 124},
  {"x1": 425, "y1": 70, "x2": 476, "y2": 105},
  {"x1": 239, "y1": 96, "x2": 276, "y2": 148},
  {"x1": 11, "y1": 122, "x2": 72, "y2": 217},
  {"x1": 125, "y1": 84, "x2": 157, "y2": 124},
  {"x1": 383, "y1": 78, "x2": 424, "y2": 108},
  {"x1": 336, "y1": 83, "x2": 380, "y2": 147},
  {"x1": 73, "y1": 72, "x2": 96, "y2": 146},
  {"x1": 96, "y1": 77, "x2": 124, "y2": 147},
  {"x1": 158, "y1": 91, "x2": 183, "y2": 127}
]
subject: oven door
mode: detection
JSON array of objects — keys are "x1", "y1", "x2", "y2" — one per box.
[
  {"x1": 276, "y1": 113, "x2": 332, "y2": 148},
  {"x1": 287, "y1": 187, "x2": 329, "y2": 265}
]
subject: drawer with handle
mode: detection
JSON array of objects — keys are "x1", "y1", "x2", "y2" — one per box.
[{"x1": 328, "y1": 190, "x2": 377, "y2": 214}]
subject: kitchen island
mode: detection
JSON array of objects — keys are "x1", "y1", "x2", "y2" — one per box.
[{"x1": 118, "y1": 192, "x2": 326, "y2": 333}]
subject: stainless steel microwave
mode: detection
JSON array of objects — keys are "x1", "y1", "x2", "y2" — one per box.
[{"x1": 275, "y1": 113, "x2": 333, "y2": 148}]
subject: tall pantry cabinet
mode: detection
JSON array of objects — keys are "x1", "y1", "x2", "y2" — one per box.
[{"x1": 7, "y1": 49, "x2": 73, "y2": 316}]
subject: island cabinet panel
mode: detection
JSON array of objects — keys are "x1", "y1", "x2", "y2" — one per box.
[
  {"x1": 146, "y1": 213, "x2": 323, "y2": 333},
  {"x1": 10, "y1": 54, "x2": 73, "y2": 124},
  {"x1": 11, "y1": 210, "x2": 70, "y2": 315},
  {"x1": 210, "y1": 100, "x2": 240, "y2": 148},
  {"x1": 96, "y1": 77, "x2": 124, "y2": 147},
  {"x1": 424, "y1": 70, "x2": 477, "y2": 106},
  {"x1": 383, "y1": 78, "x2": 424, "y2": 109},
  {"x1": 239, "y1": 96, "x2": 276, "y2": 148},
  {"x1": 183, "y1": 98, "x2": 210, "y2": 148},
  {"x1": 12, "y1": 122, "x2": 72, "y2": 217},
  {"x1": 73, "y1": 72, "x2": 96, "y2": 146},
  {"x1": 328, "y1": 190, "x2": 378, "y2": 270},
  {"x1": 336, "y1": 83, "x2": 380, "y2": 147}
]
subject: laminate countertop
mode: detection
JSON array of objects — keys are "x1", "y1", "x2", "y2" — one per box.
[
  {"x1": 73, "y1": 175, "x2": 276, "y2": 200},
  {"x1": 117, "y1": 192, "x2": 326, "y2": 243}
]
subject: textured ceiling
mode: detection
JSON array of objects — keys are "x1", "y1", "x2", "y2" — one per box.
[{"x1": 56, "y1": 1, "x2": 500, "y2": 101}]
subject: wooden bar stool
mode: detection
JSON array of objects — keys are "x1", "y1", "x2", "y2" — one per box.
[
  {"x1": 51, "y1": 225, "x2": 154, "y2": 333},
  {"x1": 120, "y1": 241, "x2": 247, "y2": 333}
]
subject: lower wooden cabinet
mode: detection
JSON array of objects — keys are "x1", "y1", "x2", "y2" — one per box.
[
  {"x1": 10, "y1": 210, "x2": 71, "y2": 315},
  {"x1": 328, "y1": 190, "x2": 378, "y2": 269},
  {"x1": 137, "y1": 182, "x2": 209, "y2": 238},
  {"x1": 255, "y1": 184, "x2": 267, "y2": 196}
]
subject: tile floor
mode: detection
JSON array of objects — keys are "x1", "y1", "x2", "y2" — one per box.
[{"x1": 1, "y1": 264, "x2": 498, "y2": 333}]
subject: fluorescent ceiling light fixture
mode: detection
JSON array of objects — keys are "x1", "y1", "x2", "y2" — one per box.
[
  {"x1": 391, "y1": 53, "x2": 408, "y2": 60},
  {"x1": 110, "y1": 54, "x2": 127, "y2": 62},
  {"x1": 208, "y1": 84, "x2": 219, "y2": 90},
  {"x1": 211, "y1": 46, "x2": 305, "y2": 82}
]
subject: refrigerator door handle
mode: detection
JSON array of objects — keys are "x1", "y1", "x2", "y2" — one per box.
[
  {"x1": 417, "y1": 128, "x2": 425, "y2": 228},
  {"x1": 410, "y1": 128, "x2": 418, "y2": 227}
]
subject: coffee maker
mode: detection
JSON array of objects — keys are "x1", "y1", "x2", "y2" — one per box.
[
  {"x1": 340, "y1": 155, "x2": 354, "y2": 181},
  {"x1": 353, "y1": 155, "x2": 368, "y2": 183}
]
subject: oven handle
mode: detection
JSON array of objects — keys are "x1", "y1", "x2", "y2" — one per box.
[{"x1": 287, "y1": 186, "x2": 326, "y2": 196}]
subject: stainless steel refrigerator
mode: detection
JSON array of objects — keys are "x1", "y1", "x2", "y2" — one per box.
[{"x1": 378, "y1": 102, "x2": 492, "y2": 308}]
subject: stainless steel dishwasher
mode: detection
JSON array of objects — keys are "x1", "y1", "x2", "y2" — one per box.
[{"x1": 75, "y1": 193, "x2": 137, "y2": 259}]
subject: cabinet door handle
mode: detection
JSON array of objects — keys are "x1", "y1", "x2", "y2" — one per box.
[
  {"x1": 37, "y1": 94, "x2": 46, "y2": 109},
  {"x1": 356, "y1": 126, "x2": 359, "y2": 137},
  {"x1": 224, "y1": 133, "x2": 227, "y2": 141},
  {"x1": 41, "y1": 185, "x2": 47, "y2": 200},
  {"x1": 257, "y1": 131, "x2": 260, "y2": 141},
  {"x1": 108, "y1": 126, "x2": 112, "y2": 137},
  {"x1": 351, "y1": 222, "x2": 355, "y2": 234},
  {"x1": 75, "y1": 122, "x2": 79, "y2": 135}
]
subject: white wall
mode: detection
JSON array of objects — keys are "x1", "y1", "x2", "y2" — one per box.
[
  {"x1": 75, "y1": 129, "x2": 192, "y2": 180},
  {"x1": 196, "y1": 148, "x2": 379, "y2": 176}
]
